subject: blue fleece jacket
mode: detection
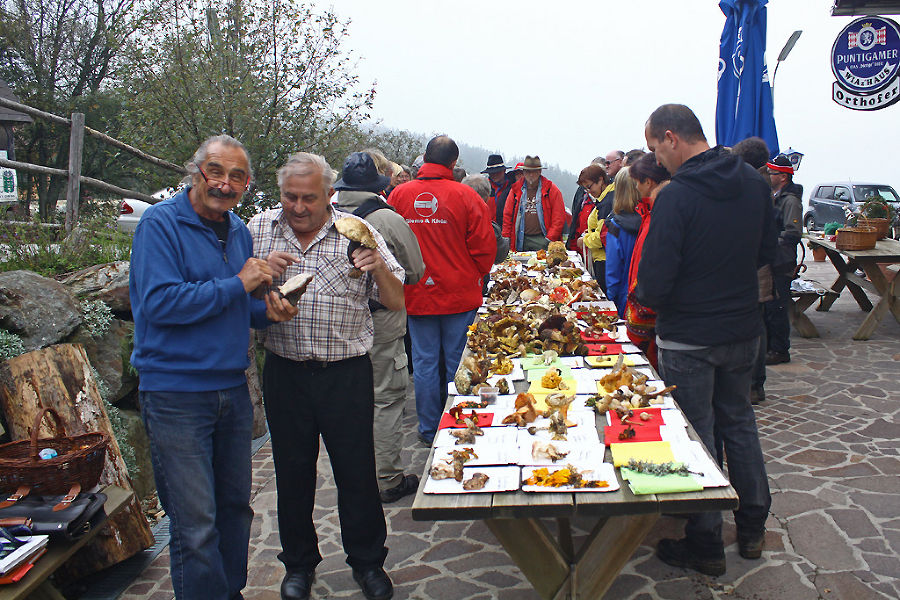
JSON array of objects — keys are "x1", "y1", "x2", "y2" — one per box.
[
  {"x1": 605, "y1": 211, "x2": 641, "y2": 317},
  {"x1": 129, "y1": 187, "x2": 270, "y2": 392}
]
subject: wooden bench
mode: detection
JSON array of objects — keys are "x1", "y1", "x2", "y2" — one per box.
[
  {"x1": 789, "y1": 279, "x2": 840, "y2": 338},
  {"x1": 0, "y1": 486, "x2": 132, "y2": 600}
]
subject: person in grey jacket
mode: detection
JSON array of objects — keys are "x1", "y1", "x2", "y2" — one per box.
[
  {"x1": 763, "y1": 155, "x2": 803, "y2": 365},
  {"x1": 334, "y1": 152, "x2": 425, "y2": 503}
]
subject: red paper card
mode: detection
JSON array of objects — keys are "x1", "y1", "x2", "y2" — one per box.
[
  {"x1": 603, "y1": 424, "x2": 662, "y2": 445},
  {"x1": 608, "y1": 408, "x2": 663, "y2": 426},
  {"x1": 438, "y1": 412, "x2": 494, "y2": 430},
  {"x1": 580, "y1": 331, "x2": 617, "y2": 343},
  {"x1": 586, "y1": 343, "x2": 624, "y2": 355}
]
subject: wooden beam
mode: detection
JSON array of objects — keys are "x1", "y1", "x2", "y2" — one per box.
[
  {"x1": 574, "y1": 514, "x2": 659, "y2": 599},
  {"x1": 0, "y1": 96, "x2": 185, "y2": 175},
  {"x1": 65, "y1": 113, "x2": 85, "y2": 233},
  {"x1": 0, "y1": 157, "x2": 161, "y2": 204}
]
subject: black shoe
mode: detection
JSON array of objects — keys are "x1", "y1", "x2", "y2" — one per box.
[
  {"x1": 380, "y1": 474, "x2": 419, "y2": 504},
  {"x1": 417, "y1": 432, "x2": 434, "y2": 447},
  {"x1": 750, "y1": 387, "x2": 765, "y2": 405},
  {"x1": 352, "y1": 567, "x2": 393, "y2": 600},
  {"x1": 280, "y1": 569, "x2": 315, "y2": 600},
  {"x1": 765, "y1": 351, "x2": 790, "y2": 365},
  {"x1": 738, "y1": 532, "x2": 766, "y2": 559},
  {"x1": 656, "y1": 538, "x2": 726, "y2": 576}
]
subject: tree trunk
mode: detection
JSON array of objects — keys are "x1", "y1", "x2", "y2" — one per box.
[{"x1": 0, "y1": 343, "x2": 153, "y2": 579}]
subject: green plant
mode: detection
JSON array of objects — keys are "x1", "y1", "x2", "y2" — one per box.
[
  {"x1": 0, "y1": 213, "x2": 131, "y2": 276},
  {"x1": 81, "y1": 299, "x2": 113, "y2": 338},
  {"x1": 823, "y1": 222, "x2": 842, "y2": 235},
  {"x1": 0, "y1": 329, "x2": 26, "y2": 361},
  {"x1": 860, "y1": 194, "x2": 895, "y2": 220},
  {"x1": 89, "y1": 365, "x2": 139, "y2": 478}
]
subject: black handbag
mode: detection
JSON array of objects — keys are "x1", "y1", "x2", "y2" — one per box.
[{"x1": 0, "y1": 492, "x2": 107, "y2": 541}]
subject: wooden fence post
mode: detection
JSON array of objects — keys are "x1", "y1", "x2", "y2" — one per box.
[{"x1": 66, "y1": 112, "x2": 85, "y2": 233}]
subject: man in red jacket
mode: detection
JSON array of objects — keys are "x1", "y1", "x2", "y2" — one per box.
[
  {"x1": 388, "y1": 136, "x2": 496, "y2": 444},
  {"x1": 502, "y1": 155, "x2": 566, "y2": 251}
]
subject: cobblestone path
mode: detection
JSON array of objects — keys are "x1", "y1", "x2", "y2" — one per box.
[{"x1": 119, "y1": 260, "x2": 900, "y2": 599}]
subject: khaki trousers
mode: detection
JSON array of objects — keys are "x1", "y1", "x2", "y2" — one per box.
[{"x1": 369, "y1": 336, "x2": 409, "y2": 491}]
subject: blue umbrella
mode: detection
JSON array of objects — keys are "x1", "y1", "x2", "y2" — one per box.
[{"x1": 715, "y1": 0, "x2": 780, "y2": 157}]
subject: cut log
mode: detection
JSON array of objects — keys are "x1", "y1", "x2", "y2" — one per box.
[{"x1": 0, "y1": 343, "x2": 153, "y2": 579}]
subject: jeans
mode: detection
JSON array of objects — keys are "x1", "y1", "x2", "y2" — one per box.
[
  {"x1": 140, "y1": 385, "x2": 253, "y2": 600},
  {"x1": 263, "y1": 352, "x2": 387, "y2": 571},
  {"x1": 764, "y1": 271, "x2": 793, "y2": 354},
  {"x1": 658, "y1": 339, "x2": 771, "y2": 555},
  {"x1": 752, "y1": 306, "x2": 767, "y2": 391},
  {"x1": 408, "y1": 310, "x2": 477, "y2": 440}
]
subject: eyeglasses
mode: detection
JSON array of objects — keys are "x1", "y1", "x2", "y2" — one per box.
[{"x1": 197, "y1": 165, "x2": 250, "y2": 191}]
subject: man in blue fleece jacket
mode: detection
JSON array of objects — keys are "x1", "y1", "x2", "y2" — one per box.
[
  {"x1": 130, "y1": 135, "x2": 296, "y2": 600},
  {"x1": 636, "y1": 105, "x2": 775, "y2": 577}
]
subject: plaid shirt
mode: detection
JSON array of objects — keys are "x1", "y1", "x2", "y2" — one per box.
[{"x1": 248, "y1": 206, "x2": 404, "y2": 362}]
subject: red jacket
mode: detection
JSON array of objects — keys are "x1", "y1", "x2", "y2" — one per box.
[
  {"x1": 502, "y1": 175, "x2": 566, "y2": 251},
  {"x1": 388, "y1": 163, "x2": 496, "y2": 315}
]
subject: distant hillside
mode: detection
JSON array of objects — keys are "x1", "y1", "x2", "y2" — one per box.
[
  {"x1": 365, "y1": 126, "x2": 580, "y2": 208},
  {"x1": 455, "y1": 144, "x2": 579, "y2": 209}
]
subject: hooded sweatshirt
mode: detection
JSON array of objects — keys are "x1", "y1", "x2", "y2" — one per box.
[
  {"x1": 634, "y1": 146, "x2": 776, "y2": 346},
  {"x1": 604, "y1": 210, "x2": 642, "y2": 316}
]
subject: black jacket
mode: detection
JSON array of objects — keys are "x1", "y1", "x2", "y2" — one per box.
[
  {"x1": 772, "y1": 182, "x2": 803, "y2": 271},
  {"x1": 634, "y1": 146, "x2": 776, "y2": 346}
]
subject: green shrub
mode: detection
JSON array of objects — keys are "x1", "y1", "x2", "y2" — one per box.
[
  {"x1": 0, "y1": 214, "x2": 131, "y2": 277},
  {"x1": 823, "y1": 222, "x2": 842, "y2": 235},
  {"x1": 89, "y1": 365, "x2": 138, "y2": 478},
  {"x1": 81, "y1": 299, "x2": 113, "y2": 338},
  {"x1": 0, "y1": 329, "x2": 26, "y2": 361}
]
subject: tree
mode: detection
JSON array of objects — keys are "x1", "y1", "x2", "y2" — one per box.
[
  {"x1": 118, "y1": 0, "x2": 376, "y2": 217},
  {"x1": 0, "y1": 0, "x2": 150, "y2": 218}
]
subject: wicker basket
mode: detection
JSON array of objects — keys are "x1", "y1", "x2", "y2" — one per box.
[
  {"x1": 0, "y1": 408, "x2": 109, "y2": 495},
  {"x1": 835, "y1": 226, "x2": 878, "y2": 251},
  {"x1": 856, "y1": 217, "x2": 890, "y2": 240}
]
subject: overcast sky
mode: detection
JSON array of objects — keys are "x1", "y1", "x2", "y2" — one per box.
[{"x1": 330, "y1": 0, "x2": 899, "y2": 203}]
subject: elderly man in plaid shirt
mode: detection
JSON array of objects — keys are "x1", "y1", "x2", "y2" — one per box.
[{"x1": 248, "y1": 152, "x2": 404, "y2": 600}]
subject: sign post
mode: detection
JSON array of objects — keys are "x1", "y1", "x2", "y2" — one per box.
[{"x1": 831, "y1": 16, "x2": 900, "y2": 111}]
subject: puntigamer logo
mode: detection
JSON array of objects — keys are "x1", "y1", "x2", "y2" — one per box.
[{"x1": 831, "y1": 16, "x2": 900, "y2": 110}]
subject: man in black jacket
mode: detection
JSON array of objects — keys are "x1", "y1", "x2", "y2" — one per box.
[
  {"x1": 635, "y1": 104, "x2": 776, "y2": 576},
  {"x1": 763, "y1": 155, "x2": 803, "y2": 365}
]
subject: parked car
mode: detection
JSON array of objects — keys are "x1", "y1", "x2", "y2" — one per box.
[
  {"x1": 117, "y1": 188, "x2": 178, "y2": 233},
  {"x1": 803, "y1": 182, "x2": 900, "y2": 235}
]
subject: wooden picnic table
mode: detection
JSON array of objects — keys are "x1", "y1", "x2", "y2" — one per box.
[
  {"x1": 803, "y1": 235, "x2": 900, "y2": 340},
  {"x1": 0, "y1": 486, "x2": 132, "y2": 600},
  {"x1": 411, "y1": 379, "x2": 737, "y2": 600}
]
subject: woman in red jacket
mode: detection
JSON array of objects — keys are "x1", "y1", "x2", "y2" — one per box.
[
  {"x1": 624, "y1": 152, "x2": 670, "y2": 369},
  {"x1": 502, "y1": 155, "x2": 566, "y2": 251}
]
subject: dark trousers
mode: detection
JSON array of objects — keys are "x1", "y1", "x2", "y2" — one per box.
[
  {"x1": 263, "y1": 352, "x2": 388, "y2": 572},
  {"x1": 764, "y1": 271, "x2": 793, "y2": 354},
  {"x1": 658, "y1": 340, "x2": 771, "y2": 556}
]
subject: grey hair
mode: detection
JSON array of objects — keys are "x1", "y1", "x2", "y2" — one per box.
[
  {"x1": 276, "y1": 152, "x2": 336, "y2": 195},
  {"x1": 461, "y1": 174, "x2": 491, "y2": 202},
  {"x1": 186, "y1": 134, "x2": 253, "y2": 177}
]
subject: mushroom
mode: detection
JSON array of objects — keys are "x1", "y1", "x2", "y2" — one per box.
[
  {"x1": 334, "y1": 217, "x2": 378, "y2": 277},
  {"x1": 276, "y1": 273, "x2": 314, "y2": 306}
]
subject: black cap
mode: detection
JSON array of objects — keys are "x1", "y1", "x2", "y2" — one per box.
[
  {"x1": 481, "y1": 154, "x2": 508, "y2": 174},
  {"x1": 334, "y1": 152, "x2": 391, "y2": 193}
]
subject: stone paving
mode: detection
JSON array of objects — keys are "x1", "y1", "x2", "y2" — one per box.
[{"x1": 117, "y1": 259, "x2": 899, "y2": 600}]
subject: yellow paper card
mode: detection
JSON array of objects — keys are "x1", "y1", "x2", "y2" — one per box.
[
  {"x1": 610, "y1": 441, "x2": 675, "y2": 467},
  {"x1": 526, "y1": 380, "x2": 577, "y2": 412}
]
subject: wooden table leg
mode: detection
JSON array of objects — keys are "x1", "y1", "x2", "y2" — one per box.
[
  {"x1": 819, "y1": 251, "x2": 873, "y2": 311},
  {"x1": 487, "y1": 514, "x2": 659, "y2": 600},
  {"x1": 486, "y1": 518, "x2": 569, "y2": 600},
  {"x1": 789, "y1": 296, "x2": 820, "y2": 337},
  {"x1": 26, "y1": 581, "x2": 66, "y2": 600},
  {"x1": 573, "y1": 514, "x2": 659, "y2": 599},
  {"x1": 853, "y1": 262, "x2": 895, "y2": 340}
]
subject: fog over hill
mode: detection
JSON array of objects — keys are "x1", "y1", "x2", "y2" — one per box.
[{"x1": 370, "y1": 127, "x2": 581, "y2": 208}]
